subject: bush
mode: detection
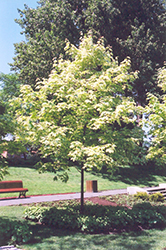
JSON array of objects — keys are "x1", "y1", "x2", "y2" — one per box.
[
  {"x1": 134, "y1": 191, "x2": 165, "y2": 203},
  {"x1": 24, "y1": 202, "x2": 166, "y2": 233},
  {"x1": 134, "y1": 192, "x2": 149, "y2": 201},
  {"x1": 0, "y1": 219, "x2": 32, "y2": 245},
  {"x1": 132, "y1": 203, "x2": 166, "y2": 228},
  {"x1": 149, "y1": 192, "x2": 165, "y2": 202}
]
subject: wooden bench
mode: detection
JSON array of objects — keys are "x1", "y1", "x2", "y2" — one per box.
[{"x1": 0, "y1": 180, "x2": 28, "y2": 198}]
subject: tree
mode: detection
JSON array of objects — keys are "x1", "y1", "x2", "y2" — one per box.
[
  {"x1": 145, "y1": 66, "x2": 166, "y2": 168},
  {"x1": 10, "y1": 0, "x2": 166, "y2": 104},
  {"x1": 10, "y1": 0, "x2": 80, "y2": 88},
  {"x1": 0, "y1": 73, "x2": 27, "y2": 172},
  {"x1": 12, "y1": 35, "x2": 144, "y2": 212},
  {"x1": 76, "y1": 0, "x2": 166, "y2": 104},
  {"x1": 0, "y1": 73, "x2": 21, "y2": 102},
  {"x1": 0, "y1": 73, "x2": 20, "y2": 178},
  {"x1": 0, "y1": 101, "x2": 14, "y2": 180}
]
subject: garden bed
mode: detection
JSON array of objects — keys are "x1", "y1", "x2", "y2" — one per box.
[{"x1": 24, "y1": 194, "x2": 166, "y2": 235}]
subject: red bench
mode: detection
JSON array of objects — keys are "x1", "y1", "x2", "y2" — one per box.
[{"x1": 0, "y1": 180, "x2": 28, "y2": 198}]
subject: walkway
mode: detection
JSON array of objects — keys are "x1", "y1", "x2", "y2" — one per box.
[{"x1": 0, "y1": 189, "x2": 127, "y2": 206}]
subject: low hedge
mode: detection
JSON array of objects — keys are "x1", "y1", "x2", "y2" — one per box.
[
  {"x1": 0, "y1": 218, "x2": 32, "y2": 245},
  {"x1": 24, "y1": 202, "x2": 166, "y2": 233}
]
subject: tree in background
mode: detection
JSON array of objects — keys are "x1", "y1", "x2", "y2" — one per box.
[
  {"x1": 0, "y1": 73, "x2": 21, "y2": 179},
  {"x1": 0, "y1": 73, "x2": 28, "y2": 169},
  {"x1": 10, "y1": 0, "x2": 166, "y2": 104},
  {"x1": 145, "y1": 66, "x2": 166, "y2": 168},
  {"x1": 0, "y1": 73, "x2": 21, "y2": 102},
  {"x1": 10, "y1": 0, "x2": 80, "y2": 88},
  {"x1": 12, "y1": 35, "x2": 144, "y2": 211},
  {"x1": 0, "y1": 101, "x2": 13, "y2": 180}
]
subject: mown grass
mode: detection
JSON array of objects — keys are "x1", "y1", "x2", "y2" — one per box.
[
  {"x1": 0, "y1": 165, "x2": 166, "y2": 198},
  {"x1": 0, "y1": 166, "x2": 127, "y2": 197},
  {"x1": 0, "y1": 205, "x2": 166, "y2": 250},
  {"x1": 21, "y1": 227, "x2": 166, "y2": 250}
]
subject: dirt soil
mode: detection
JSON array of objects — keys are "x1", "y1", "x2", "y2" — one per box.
[{"x1": 85, "y1": 197, "x2": 118, "y2": 206}]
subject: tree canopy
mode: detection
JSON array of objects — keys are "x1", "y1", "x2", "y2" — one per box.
[
  {"x1": 0, "y1": 101, "x2": 13, "y2": 180},
  {"x1": 12, "y1": 35, "x2": 144, "y2": 210},
  {"x1": 0, "y1": 73, "x2": 23, "y2": 179},
  {"x1": 0, "y1": 73, "x2": 21, "y2": 102},
  {"x1": 145, "y1": 66, "x2": 166, "y2": 168},
  {"x1": 10, "y1": 0, "x2": 166, "y2": 104}
]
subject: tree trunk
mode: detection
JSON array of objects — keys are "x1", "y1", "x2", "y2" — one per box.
[{"x1": 80, "y1": 166, "x2": 84, "y2": 214}]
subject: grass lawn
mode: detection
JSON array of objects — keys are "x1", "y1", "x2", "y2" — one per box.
[
  {"x1": 0, "y1": 206, "x2": 166, "y2": 250},
  {"x1": 0, "y1": 166, "x2": 128, "y2": 197},
  {"x1": 0, "y1": 165, "x2": 166, "y2": 197},
  {"x1": 20, "y1": 227, "x2": 166, "y2": 250}
]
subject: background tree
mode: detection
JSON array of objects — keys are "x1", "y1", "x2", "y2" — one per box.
[
  {"x1": 145, "y1": 66, "x2": 166, "y2": 168},
  {"x1": 0, "y1": 73, "x2": 28, "y2": 168},
  {"x1": 10, "y1": 0, "x2": 166, "y2": 104},
  {"x1": 10, "y1": 0, "x2": 80, "y2": 88},
  {"x1": 0, "y1": 73, "x2": 21, "y2": 178},
  {"x1": 0, "y1": 101, "x2": 14, "y2": 180},
  {"x1": 0, "y1": 73, "x2": 21, "y2": 102},
  {"x1": 12, "y1": 35, "x2": 144, "y2": 211}
]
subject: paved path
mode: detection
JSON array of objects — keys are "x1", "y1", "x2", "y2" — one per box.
[{"x1": 0, "y1": 189, "x2": 127, "y2": 206}]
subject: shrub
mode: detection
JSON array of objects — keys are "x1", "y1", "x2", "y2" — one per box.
[
  {"x1": 132, "y1": 202, "x2": 166, "y2": 228},
  {"x1": 24, "y1": 202, "x2": 166, "y2": 233},
  {"x1": 0, "y1": 219, "x2": 32, "y2": 245},
  {"x1": 134, "y1": 192, "x2": 149, "y2": 201},
  {"x1": 24, "y1": 206, "x2": 48, "y2": 222},
  {"x1": 149, "y1": 192, "x2": 165, "y2": 202},
  {"x1": 134, "y1": 191, "x2": 165, "y2": 203}
]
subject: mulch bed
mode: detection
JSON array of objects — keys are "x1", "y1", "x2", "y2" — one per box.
[{"x1": 85, "y1": 197, "x2": 118, "y2": 206}]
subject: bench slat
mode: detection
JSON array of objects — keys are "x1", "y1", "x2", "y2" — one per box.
[
  {"x1": 0, "y1": 188, "x2": 28, "y2": 193},
  {"x1": 0, "y1": 180, "x2": 23, "y2": 189}
]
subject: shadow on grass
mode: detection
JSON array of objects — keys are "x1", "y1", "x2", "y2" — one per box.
[
  {"x1": 24, "y1": 223, "x2": 159, "y2": 250},
  {"x1": 91, "y1": 165, "x2": 166, "y2": 187}
]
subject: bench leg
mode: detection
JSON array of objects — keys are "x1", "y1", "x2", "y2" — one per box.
[{"x1": 19, "y1": 192, "x2": 26, "y2": 198}]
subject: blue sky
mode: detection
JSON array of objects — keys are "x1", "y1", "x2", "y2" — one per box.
[{"x1": 0, "y1": 0, "x2": 38, "y2": 74}]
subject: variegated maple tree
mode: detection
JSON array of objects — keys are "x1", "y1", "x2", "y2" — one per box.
[
  {"x1": 12, "y1": 35, "x2": 144, "y2": 211},
  {"x1": 145, "y1": 66, "x2": 166, "y2": 168}
]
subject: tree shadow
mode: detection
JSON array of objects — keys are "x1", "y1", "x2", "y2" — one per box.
[
  {"x1": 91, "y1": 165, "x2": 166, "y2": 187},
  {"x1": 24, "y1": 223, "x2": 159, "y2": 250}
]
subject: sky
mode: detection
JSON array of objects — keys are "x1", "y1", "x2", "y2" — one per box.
[{"x1": 0, "y1": 0, "x2": 38, "y2": 75}]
